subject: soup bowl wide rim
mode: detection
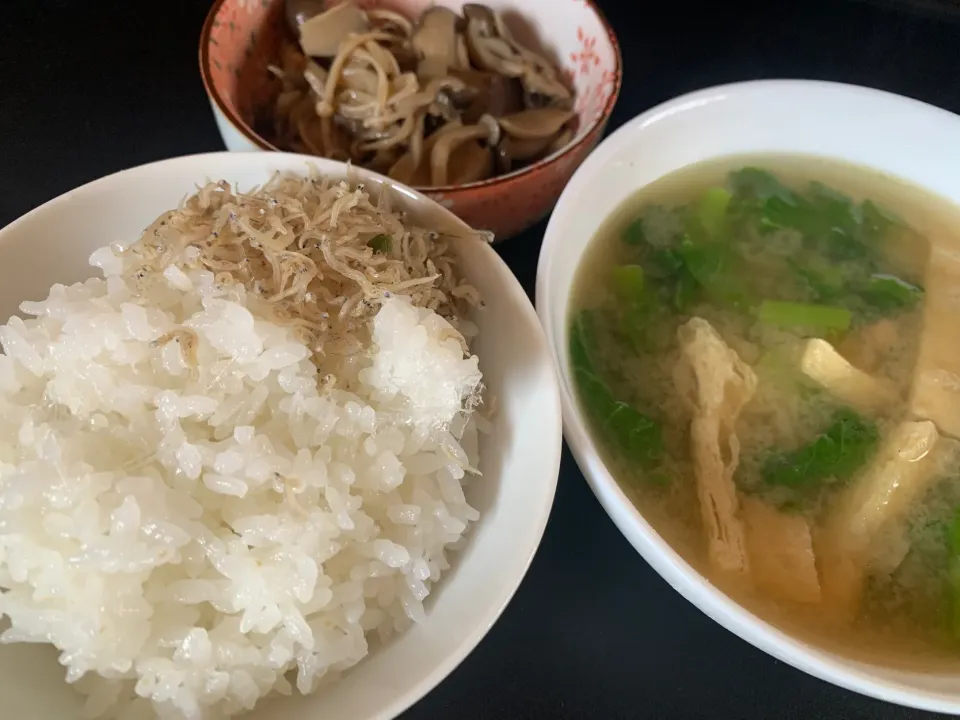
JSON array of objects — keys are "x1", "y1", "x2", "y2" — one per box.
[{"x1": 536, "y1": 79, "x2": 960, "y2": 714}]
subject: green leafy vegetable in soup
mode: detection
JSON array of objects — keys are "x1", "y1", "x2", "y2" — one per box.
[
  {"x1": 569, "y1": 311, "x2": 663, "y2": 471},
  {"x1": 568, "y1": 155, "x2": 960, "y2": 665},
  {"x1": 761, "y1": 408, "x2": 879, "y2": 489}
]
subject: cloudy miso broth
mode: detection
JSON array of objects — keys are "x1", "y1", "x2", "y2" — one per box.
[{"x1": 570, "y1": 154, "x2": 960, "y2": 667}]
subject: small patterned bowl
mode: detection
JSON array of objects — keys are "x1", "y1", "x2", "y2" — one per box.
[{"x1": 199, "y1": 0, "x2": 622, "y2": 241}]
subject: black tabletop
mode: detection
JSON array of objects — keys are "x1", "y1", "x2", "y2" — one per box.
[{"x1": 2, "y1": 1, "x2": 960, "y2": 718}]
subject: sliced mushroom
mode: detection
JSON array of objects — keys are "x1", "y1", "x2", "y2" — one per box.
[
  {"x1": 393, "y1": 70, "x2": 420, "y2": 94},
  {"x1": 320, "y1": 115, "x2": 350, "y2": 161},
  {"x1": 548, "y1": 125, "x2": 574, "y2": 153},
  {"x1": 346, "y1": 48, "x2": 392, "y2": 109},
  {"x1": 285, "y1": 0, "x2": 327, "y2": 34},
  {"x1": 367, "y1": 147, "x2": 402, "y2": 173},
  {"x1": 298, "y1": 0, "x2": 369, "y2": 57},
  {"x1": 498, "y1": 108, "x2": 573, "y2": 141},
  {"x1": 417, "y1": 57, "x2": 450, "y2": 82},
  {"x1": 431, "y1": 89, "x2": 465, "y2": 123},
  {"x1": 333, "y1": 112, "x2": 368, "y2": 136},
  {"x1": 489, "y1": 10, "x2": 571, "y2": 106},
  {"x1": 391, "y1": 46, "x2": 421, "y2": 74},
  {"x1": 388, "y1": 120, "x2": 490, "y2": 186},
  {"x1": 363, "y1": 39, "x2": 401, "y2": 77},
  {"x1": 407, "y1": 112, "x2": 426, "y2": 170},
  {"x1": 462, "y1": 4, "x2": 572, "y2": 109},
  {"x1": 428, "y1": 118, "x2": 499, "y2": 186},
  {"x1": 447, "y1": 68, "x2": 524, "y2": 122},
  {"x1": 288, "y1": 94, "x2": 319, "y2": 130},
  {"x1": 296, "y1": 115, "x2": 326, "y2": 155},
  {"x1": 366, "y1": 8, "x2": 414, "y2": 37},
  {"x1": 278, "y1": 42, "x2": 309, "y2": 83},
  {"x1": 498, "y1": 121, "x2": 573, "y2": 172},
  {"x1": 388, "y1": 120, "x2": 464, "y2": 185},
  {"x1": 371, "y1": 76, "x2": 467, "y2": 129},
  {"x1": 276, "y1": 89, "x2": 305, "y2": 123},
  {"x1": 463, "y1": 5, "x2": 526, "y2": 77},
  {"x1": 430, "y1": 125, "x2": 487, "y2": 186},
  {"x1": 448, "y1": 141, "x2": 494, "y2": 185},
  {"x1": 455, "y1": 33, "x2": 471, "y2": 71},
  {"x1": 520, "y1": 73, "x2": 574, "y2": 110},
  {"x1": 411, "y1": 7, "x2": 461, "y2": 78},
  {"x1": 357, "y1": 112, "x2": 419, "y2": 152},
  {"x1": 296, "y1": 112, "x2": 348, "y2": 161},
  {"x1": 339, "y1": 64, "x2": 380, "y2": 96},
  {"x1": 494, "y1": 135, "x2": 553, "y2": 173},
  {"x1": 476, "y1": 113, "x2": 501, "y2": 146}
]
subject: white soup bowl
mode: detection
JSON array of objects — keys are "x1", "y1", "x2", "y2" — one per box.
[{"x1": 536, "y1": 80, "x2": 960, "y2": 714}]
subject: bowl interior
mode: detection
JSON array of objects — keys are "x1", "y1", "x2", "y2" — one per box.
[
  {"x1": 0, "y1": 152, "x2": 561, "y2": 719},
  {"x1": 202, "y1": 0, "x2": 619, "y2": 169},
  {"x1": 536, "y1": 80, "x2": 960, "y2": 713}
]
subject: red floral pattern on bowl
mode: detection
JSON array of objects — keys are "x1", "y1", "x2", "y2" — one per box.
[{"x1": 200, "y1": 0, "x2": 621, "y2": 241}]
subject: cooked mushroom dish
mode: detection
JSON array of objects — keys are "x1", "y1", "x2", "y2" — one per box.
[{"x1": 259, "y1": 0, "x2": 577, "y2": 187}]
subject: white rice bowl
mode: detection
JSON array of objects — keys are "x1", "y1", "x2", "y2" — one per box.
[{"x1": 0, "y1": 153, "x2": 561, "y2": 720}]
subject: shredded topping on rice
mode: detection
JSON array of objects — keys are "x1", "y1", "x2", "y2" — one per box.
[{"x1": 118, "y1": 172, "x2": 489, "y2": 358}]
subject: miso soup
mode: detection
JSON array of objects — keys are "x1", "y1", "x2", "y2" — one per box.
[{"x1": 570, "y1": 154, "x2": 960, "y2": 667}]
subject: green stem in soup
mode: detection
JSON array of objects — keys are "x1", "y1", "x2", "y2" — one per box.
[
  {"x1": 758, "y1": 300, "x2": 853, "y2": 333},
  {"x1": 696, "y1": 187, "x2": 733, "y2": 239},
  {"x1": 611, "y1": 265, "x2": 646, "y2": 302},
  {"x1": 570, "y1": 311, "x2": 664, "y2": 470},
  {"x1": 677, "y1": 240, "x2": 752, "y2": 310},
  {"x1": 949, "y1": 510, "x2": 960, "y2": 639},
  {"x1": 762, "y1": 407, "x2": 879, "y2": 488},
  {"x1": 611, "y1": 266, "x2": 660, "y2": 352},
  {"x1": 860, "y1": 274, "x2": 923, "y2": 312}
]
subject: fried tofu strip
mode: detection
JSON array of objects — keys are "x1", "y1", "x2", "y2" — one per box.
[
  {"x1": 818, "y1": 421, "x2": 955, "y2": 621},
  {"x1": 909, "y1": 244, "x2": 960, "y2": 438},
  {"x1": 676, "y1": 317, "x2": 757, "y2": 576},
  {"x1": 742, "y1": 498, "x2": 821, "y2": 604}
]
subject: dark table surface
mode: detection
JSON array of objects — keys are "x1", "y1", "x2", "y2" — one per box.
[{"x1": 3, "y1": 0, "x2": 960, "y2": 717}]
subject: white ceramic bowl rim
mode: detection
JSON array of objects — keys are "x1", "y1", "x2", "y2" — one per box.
[
  {"x1": 0, "y1": 151, "x2": 563, "y2": 720},
  {"x1": 536, "y1": 79, "x2": 960, "y2": 714}
]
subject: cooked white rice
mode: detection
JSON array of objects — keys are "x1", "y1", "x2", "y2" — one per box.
[{"x1": 0, "y1": 241, "x2": 483, "y2": 718}]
